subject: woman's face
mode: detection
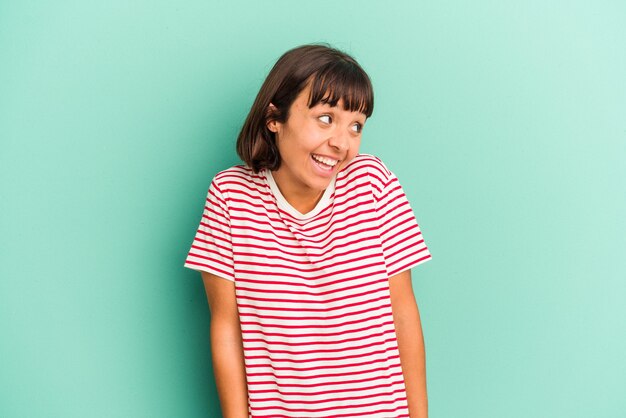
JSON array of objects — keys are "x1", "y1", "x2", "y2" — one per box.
[{"x1": 268, "y1": 83, "x2": 367, "y2": 203}]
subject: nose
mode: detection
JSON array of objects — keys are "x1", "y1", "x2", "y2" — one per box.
[{"x1": 328, "y1": 126, "x2": 350, "y2": 152}]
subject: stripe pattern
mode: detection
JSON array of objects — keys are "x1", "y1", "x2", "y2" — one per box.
[{"x1": 185, "y1": 154, "x2": 432, "y2": 417}]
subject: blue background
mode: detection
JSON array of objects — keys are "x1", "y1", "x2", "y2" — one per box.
[{"x1": 1, "y1": 1, "x2": 625, "y2": 417}]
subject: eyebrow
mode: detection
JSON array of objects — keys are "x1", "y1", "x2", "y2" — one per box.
[{"x1": 317, "y1": 108, "x2": 367, "y2": 123}]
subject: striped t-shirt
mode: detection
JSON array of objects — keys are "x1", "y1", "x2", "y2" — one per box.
[{"x1": 184, "y1": 153, "x2": 432, "y2": 418}]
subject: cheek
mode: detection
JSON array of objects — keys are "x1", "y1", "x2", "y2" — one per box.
[
  {"x1": 300, "y1": 126, "x2": 325, "y2": 147},
  {"x1": 349, "y1": 138, "x2": 362, "y2": 156},
  {"x1": 338, "y1": 141, "x2": 361, "y2": 169},
  {"x1": 277, "y1": 132, "x2": 314, "y2": 162}
]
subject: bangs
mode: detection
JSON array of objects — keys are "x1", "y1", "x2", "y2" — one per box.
[{"x1": 307, "y1": 60, "x2": 374, "y2": 118}]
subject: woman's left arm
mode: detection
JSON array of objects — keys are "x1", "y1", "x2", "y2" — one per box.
[{"x1": 389, "y1": 269, "x2": 428, "y2": 418}]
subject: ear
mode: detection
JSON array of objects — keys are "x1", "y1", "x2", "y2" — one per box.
[{"x1": 266, "y1": 103, "x2": 279, "y2": 132}]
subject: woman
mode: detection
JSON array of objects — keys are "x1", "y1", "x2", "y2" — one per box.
[{"x1": 185, "y1": 44, "x2": 432, "y2": 418}]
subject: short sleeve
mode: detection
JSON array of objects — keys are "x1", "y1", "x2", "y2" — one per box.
[
  {"x1": 183, "y1": 180, "x2": 235, "y2": 281},
  {"x1": 374, "y1": 170, "x2": 432, "y2": 277}
]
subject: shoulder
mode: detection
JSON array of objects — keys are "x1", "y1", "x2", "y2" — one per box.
[
  {"x1": 342, "y1": 154, "x2": 392, "y2": 177},
  {"x1": 342, "y1": 154, "x2": 398, "y2": 201},
  {"x1": 210, "y1": 165, "x2": 267, "y2": 195},
  {"x1": 340, "y1": 154, "x2": 395, "y2": 191},
  {"x1": 213, "y1": 164, "x2": 257, "y2": 183}
]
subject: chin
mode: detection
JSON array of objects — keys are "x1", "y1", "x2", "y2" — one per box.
[{"x1": 305, "y1": 176, "x2": 333, "y2": 191}]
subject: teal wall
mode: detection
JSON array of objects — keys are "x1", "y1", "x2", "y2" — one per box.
[{"x1": 1, "y1": 1, "x2": 624, "y2": 417}]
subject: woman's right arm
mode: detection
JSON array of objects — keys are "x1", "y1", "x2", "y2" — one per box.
[{"x1": 201, "y1": 271, "x2": 249, "y2": 418}]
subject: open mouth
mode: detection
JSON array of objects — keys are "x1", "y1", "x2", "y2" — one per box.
[{"x1": 311, "y1": 154, "x2": 339, "y2": 170}]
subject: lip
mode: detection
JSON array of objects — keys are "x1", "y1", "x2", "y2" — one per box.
[
  {"x1": 310, "y1": 154, "x2": 339, "y2": 177},
  {"x1": 311, "y1": 153, "x2": 341, "y2": 165}
]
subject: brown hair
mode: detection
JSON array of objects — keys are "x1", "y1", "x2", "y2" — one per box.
[{"x1": 236, "y1": 43, "x2": 374, "y2": 173}]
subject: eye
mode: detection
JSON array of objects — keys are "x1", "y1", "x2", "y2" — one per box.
[
  {"x1": 318, "y1": 114, "x2": 332, "y2": 124},
  {"x1": 351, "y1": 122, "x2": 363, "y2": 133}
]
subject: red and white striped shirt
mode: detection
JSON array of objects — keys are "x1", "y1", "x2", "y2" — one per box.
[{"x1": 185, "y1": 154, "x2": 432, "y2": 417}]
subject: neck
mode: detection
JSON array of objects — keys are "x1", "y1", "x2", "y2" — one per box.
[
  {"x1": 270, "y1": 171, "x2": 325, "y2": 215},
  {"x1": 290, "y1": 189, "x2": 325, "y2": 214}
]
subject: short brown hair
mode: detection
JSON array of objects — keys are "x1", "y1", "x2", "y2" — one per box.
[{"x1": 236, "y1": 44, "x2": 374, "y2": 173}]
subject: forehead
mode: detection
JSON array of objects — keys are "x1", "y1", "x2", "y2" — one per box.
[
  {"x1": 293, "y1": 84, "x2": 367, "y2": 118},
  {"x1": 306, "y1": 69, "x2": 373, "y2": 117}
]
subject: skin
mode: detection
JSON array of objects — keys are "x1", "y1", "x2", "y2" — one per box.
[
  {"x1": 267, "y1": 83, "x2": 366, "y2": 214},
  {"x1": 389, "y1": 270, "x2": 429, "y2": 418},
  {"x1": 203, "y1": 83, "x2": 429, "y2": 417},
  {"x1": 202, "y1": 272, "x2": 249, "y2": 418}
]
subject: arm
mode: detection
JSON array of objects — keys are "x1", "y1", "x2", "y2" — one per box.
[
  {"x1": 201, "y1": 271, "x2": 249, "y2": 418},
  {"x1": 389, "y1": 269, "x2": 428, "y2": 418}
]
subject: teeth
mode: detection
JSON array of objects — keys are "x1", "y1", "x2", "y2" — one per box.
[{"x1": 312, "y1": 154, "x2": 339, "y2": 167}]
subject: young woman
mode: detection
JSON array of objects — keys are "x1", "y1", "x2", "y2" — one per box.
[{"x1": 184, "y1": 44, "x2": 433, "y2": 418}]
